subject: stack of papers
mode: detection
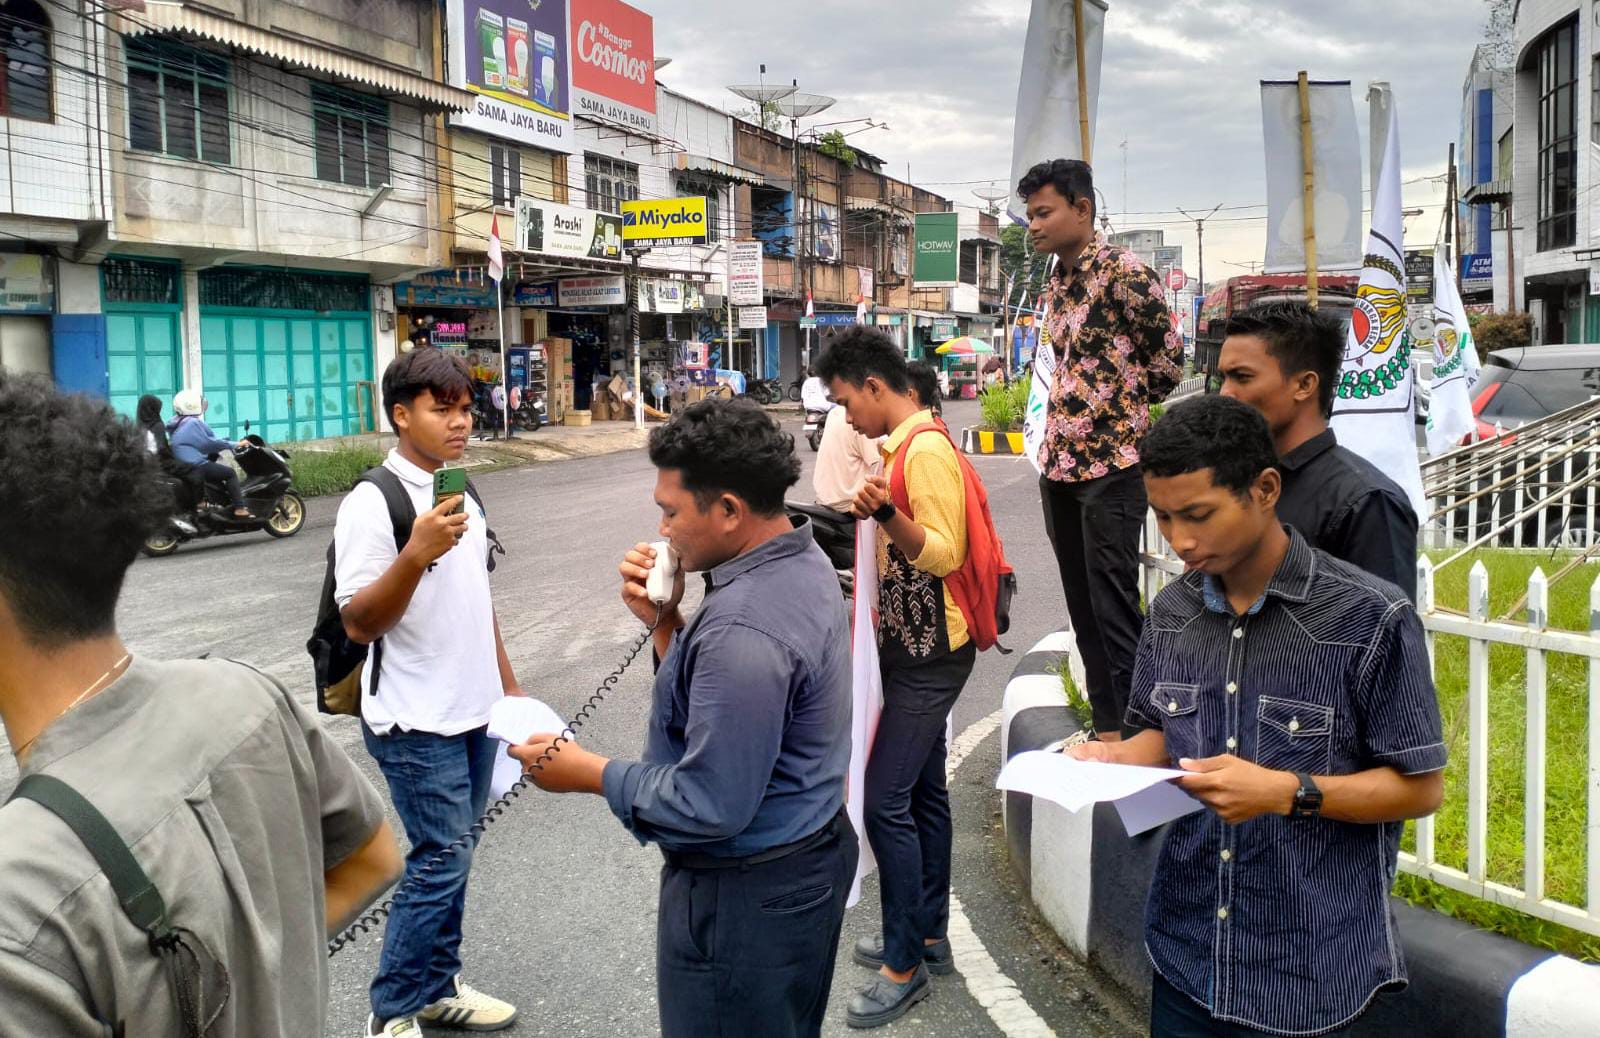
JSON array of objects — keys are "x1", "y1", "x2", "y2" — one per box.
[{"x1": 996, "y1": 751, "x2": 1203, "y2": 836}]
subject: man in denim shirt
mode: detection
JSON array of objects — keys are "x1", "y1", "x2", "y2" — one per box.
[
  {"x1": 1072, "y1": 395, "x2": 1445, "y2": 1037},
  {"x1": 514, "y1": 398, "x2": 857, "y2": 1038}
]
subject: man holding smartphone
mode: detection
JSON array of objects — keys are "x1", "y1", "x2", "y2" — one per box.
[
  {"x1": 513, "y1": 398, "x2": 856, "y2": 1038},
  {"x1": 335, "y1": 348, "x2": 524, "y2": 1037}
]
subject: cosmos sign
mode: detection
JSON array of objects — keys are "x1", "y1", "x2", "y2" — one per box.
[{"x1": 570, "y1": 0, "x2": 657, "y2": 133}]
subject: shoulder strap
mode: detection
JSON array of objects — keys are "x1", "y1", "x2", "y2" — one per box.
[
  {"x1": 9, "y1": 775, "x2": 171, "y2": 938},
  {"x1": 360, "y1": 466, "x2": 415, "y2": 553},
  {"x1": 464, "y1": 478, "x2": 505, "y2": 573},
  {"x1": 887, "y1": 422, "x2": 956, "y2": 517},
  {"x1": 8, "y1": 775, "x2": 223, "y2": 1037}
]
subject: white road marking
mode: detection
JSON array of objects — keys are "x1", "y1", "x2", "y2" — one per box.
[{"x1": 945, "y1": 708, "x2": 1059, "y2": 1038}]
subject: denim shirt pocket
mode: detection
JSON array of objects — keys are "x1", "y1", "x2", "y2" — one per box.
[
  {"x1": 1255, "y1": 696, "x2": 1335, "y2": 774},
  {"x1": 1152, "y1": 682, "x2": 1201, "y2": 762}
]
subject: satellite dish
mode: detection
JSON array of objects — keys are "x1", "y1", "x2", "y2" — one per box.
[
  {"x1": 974, "y1": 184, "x2": 1008, "y2": 214},
  {"x1": 775, "y1": 93, "x2": 836, "y2": 118},
  {"x1": 727, "y1": 83, "x2": 798, "y2": 103}
]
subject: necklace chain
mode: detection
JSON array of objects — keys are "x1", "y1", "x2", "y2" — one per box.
[{"x1": 11, "y1": 653, "x2": 132, "y2": 758}]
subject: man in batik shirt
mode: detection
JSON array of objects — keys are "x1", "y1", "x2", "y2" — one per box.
[{"x1": 1018, "y1": 159, "x2": 1182, "y2": 741}]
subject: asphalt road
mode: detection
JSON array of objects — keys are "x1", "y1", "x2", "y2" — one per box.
[{"x1": 1, "y1": 398, "x2": 1142, "y2": 1038}]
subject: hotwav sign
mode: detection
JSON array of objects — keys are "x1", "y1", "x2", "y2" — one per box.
[
  {"x1": 621, "y1": 196, "x2": 709, "y2": 246},
  {"x1": 914, "y1": 212, "x2": 959, "y2": 287}
]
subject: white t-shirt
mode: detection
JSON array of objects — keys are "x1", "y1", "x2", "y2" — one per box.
[
  {"x1": 334, "y1": 450, "x2": 502, "y2": 736},
  {"x1": 801, "y1": 376, "x2": 831, "y2": 412}
]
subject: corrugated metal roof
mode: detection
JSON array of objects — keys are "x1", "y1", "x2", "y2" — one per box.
[{"x1": 116, "y1": 3, "x2": 475, "y2": 111}]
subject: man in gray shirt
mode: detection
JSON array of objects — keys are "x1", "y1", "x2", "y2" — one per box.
[{"x1": 0, "y1": 373, "x2": 401, "y2": 1036}]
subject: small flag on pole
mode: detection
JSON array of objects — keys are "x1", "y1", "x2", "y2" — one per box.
[
  {"x1": 488, "y1": 215, "x2": 505, "y2": 284},
  {"x1": 855, "y1": 294, "x2": 868, "y2": 325},
  {"x1": 806, "y1": 290, "x2": 815, "y2": 321}
]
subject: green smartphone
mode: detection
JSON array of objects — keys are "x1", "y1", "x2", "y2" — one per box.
[{"x1": 433, "y1": 466, "x2": 468, "y2": 515}]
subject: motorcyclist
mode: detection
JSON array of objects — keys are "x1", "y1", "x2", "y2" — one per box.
[
  {"x1": 167, "y1": 389, "x2": 252, "y2": 519},
  {"x1": 800, "y1": 368, "x2": 831, "y2": 413}
]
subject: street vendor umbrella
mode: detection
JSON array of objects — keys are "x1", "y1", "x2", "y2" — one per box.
[{"x1": 934, "y1": 336, "x2": 994, "y2": 355}]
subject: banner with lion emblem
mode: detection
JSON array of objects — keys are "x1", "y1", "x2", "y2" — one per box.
[
  {"x1": 1424, "y1": 249, "x2": 1482, "y2": 455},
  {"x1": 1330, "y1": 101, "x2": 1425, "y2": 515}
]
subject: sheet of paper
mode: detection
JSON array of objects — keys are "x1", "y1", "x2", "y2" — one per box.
[
  {"x1": 1112, "y1": 774, "x2": 1204, "y2": 836},
  {"x1": 486, "y1": 697, "x2": 569, "y2": 800},
  {"x1": 996, "y1": 750, "x2": 1202, "y2": 835}
]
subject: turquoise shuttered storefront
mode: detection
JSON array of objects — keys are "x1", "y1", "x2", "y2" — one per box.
[
  {"x1": 197, "y1": 268, "x2": 372, "y2": 442},
  {"x1": 102, "y1": 258, "x2": 184, "y2": 421}
]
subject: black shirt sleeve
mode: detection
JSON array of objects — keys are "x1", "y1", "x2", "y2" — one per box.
[{"x1": 1328, "y1": 490, "x2": 1419, "y2": 604}]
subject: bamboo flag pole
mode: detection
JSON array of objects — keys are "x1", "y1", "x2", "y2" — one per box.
[
  {"x1": 1297, "y1": 70, "x2": 1319, "y2": 308},
  {"x1": 1075, "y1": 0, "x2": 1092, "y2": 164}
]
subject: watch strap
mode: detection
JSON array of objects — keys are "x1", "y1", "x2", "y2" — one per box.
[{"x1": 871, "y1": 501, "x2": 897, "y2": 524}]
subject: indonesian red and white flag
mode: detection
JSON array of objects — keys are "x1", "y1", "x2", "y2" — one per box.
[
  {"x1": 855, "y1": 295, "x2": 868, "y2": 325},
  {"x1": 487, "y1": 215, "x2": 505, "y2": 284},
  {"x1": 806, "y1": 290, "x2": 815, "y2": 321}
]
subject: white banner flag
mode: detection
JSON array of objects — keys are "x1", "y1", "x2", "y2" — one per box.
[
  {"x1": 1006, "y1": 0, "x2": 1106, "y2": 226},
  {"x1": 1260, "y1": 81, "x2": 1364, "y2": 274},
  {"x1": 1330, "y1": 101, "x2": 1425, "y2": 516},
  {"x1": 1424, "y1": 250, "x2": 1483, "y2": 455},
  {"x1": 846, "y1": 518, "x2": 882, "y2": 907}
]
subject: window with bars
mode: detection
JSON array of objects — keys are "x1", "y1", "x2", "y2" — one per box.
[
  {"x1": 674, "y1": 175, "x2": 722, "y2": 243},
  {"x1": 102, "y1": 257, "x2": 180, "y2": 305},
  {"x1": 0, "y1": 0, "x2": 51, "y2": 121},
  {"x1": 125, "y1": 39, "x2": 230, "y2": 163},
  {"x1": 585, "y1": 153, "x2": 639, "y2": 214},
  {"x1": 199, "y1": 268, "x2": 368, "y2": 312},
  {"x1": 313, "y1": 85, "x2": 390, "y2": 189},
  {"x1": 490, "y1": 144, "x2": 522, "y2": 207},
  {"x1": 1536, "y1": 19, "x2": 1577, "y2": 252}
]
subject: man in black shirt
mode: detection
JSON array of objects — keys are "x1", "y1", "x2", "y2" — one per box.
[{"x1": 1218, "y1": 302, "x2": 1418, "y2": 601}]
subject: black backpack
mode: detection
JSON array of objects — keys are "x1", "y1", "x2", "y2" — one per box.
[{"x1": 307, "y1": 466, "x2": 501, "y2": 716}]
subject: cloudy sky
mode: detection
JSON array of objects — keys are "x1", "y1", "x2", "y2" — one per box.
[{"x1": 653, "y1": 0, "x2": 1491, "y2": 285}]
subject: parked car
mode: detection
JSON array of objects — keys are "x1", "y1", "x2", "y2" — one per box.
[{"x1": 1469, "y1": 343, "x2": 1600, "y2": 439}]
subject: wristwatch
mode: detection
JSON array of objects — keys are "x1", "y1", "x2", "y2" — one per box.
[
  {"x1": 872, "y1": 501, "x2": 897, "y2": 524},
  {"x1": 1291, "y1": 772, "x2": 1323, "y2": 818}
]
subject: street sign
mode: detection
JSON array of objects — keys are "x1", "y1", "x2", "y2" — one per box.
[
  {"x1": 728, "y1": 240, "x2": 763, "y2": 306},
  {"x1": 1166, "y1": 268, "x2": 1188, "y2": 292},
  {"x1": 622, "y1": 196, "x2": 709, "y2": 246},
  {"x1": 738, "y1": 306, "x2": 768, "y2": 330}
]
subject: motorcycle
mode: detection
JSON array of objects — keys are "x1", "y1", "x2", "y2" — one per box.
[
  {"x1": 803, "y1": 406, "x2": 831, "y2": 452},
  {"x1": 786, "y1": 501, "x2": 855, "y2": 599},
  {"x1": 142, "y1": 426, "x2": 307, "y2": 557}
]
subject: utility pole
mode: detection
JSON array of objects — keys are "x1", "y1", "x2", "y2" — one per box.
[
  {"x1": 628, "y1": 248, "x2": 644, "y2": 429},
  {"x1": 1445, "y1": 142, "x2": 1457, "y2": 274},
  {"x1": 1177, "y1": 203, "x2": 1224, "y2": 308}
]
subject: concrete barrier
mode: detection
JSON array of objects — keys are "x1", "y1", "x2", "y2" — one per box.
[
  {"x1": 959, "y1": 426, "x2": 1026, "y2": 455},
  {"x1": 1000, "y1": 631, "x2": 1600, "y2": 1037}
]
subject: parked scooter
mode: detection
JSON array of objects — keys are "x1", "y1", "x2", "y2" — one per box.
[
  {"x1": 786, "y1": 500, "x2": 855, "y2": 598},
  {"x1": 802, "y1": 405, "x2": 832, "y2": 452},
  {"x1": 142, "y1": 424, "x2": 306, "y2": 556}
]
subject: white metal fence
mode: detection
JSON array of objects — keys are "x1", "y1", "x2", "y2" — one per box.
[{"x1": 1138, "y1": 512, "x2": 1600, "y2": 939}]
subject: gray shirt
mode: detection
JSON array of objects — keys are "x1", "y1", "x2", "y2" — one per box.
[
  {"x1": 602, "y1": 521, "x2": 852, "y2": 857},
  {"x1": 0, "y1": 657, "x2": 386, "y2": 1036}
]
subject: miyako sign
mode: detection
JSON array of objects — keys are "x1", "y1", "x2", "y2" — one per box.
[
  {"x1": 570, "y1": 0, "x2": 656, "y2": 133},
  {"x1": 622, "y1": 196, "x2": 708, "y2": 247},
  {"x1": 914, "y1": 212, "x2": 959, "y2": 287}
]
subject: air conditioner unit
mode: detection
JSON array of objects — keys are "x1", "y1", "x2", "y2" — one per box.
[{"x1": 703, "y1": 291, "x2": 726, "y2": 310}]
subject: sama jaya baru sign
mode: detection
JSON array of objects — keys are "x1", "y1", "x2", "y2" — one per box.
[
  {"x1": 570, "y1": 0, "x2": 656, "y2": 133},
  {"x1": 446, "y1": 0, "x2": 573, "y2": 153},
  {"x1": 914, "y1": 212, "x2": 959, "y2": 287},
  {"x1": 622, "y1": 196, "x2": 709, "y2": 247}
]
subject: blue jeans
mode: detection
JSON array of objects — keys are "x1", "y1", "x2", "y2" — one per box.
[{"x1": 362, "y1": 723, "x2": 497, "y2": 1021}]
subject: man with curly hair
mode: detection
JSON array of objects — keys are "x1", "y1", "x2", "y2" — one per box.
[
  {"x1": 513, "y1": 397, "x2": 857, "y2": 1038},
  {"x1": 0, "y1": 373, "x2": 400, "y2": 1036}
]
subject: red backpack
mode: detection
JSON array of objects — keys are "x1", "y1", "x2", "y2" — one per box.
[{"x1": 887, "y1": 422, "x2": 1017, "y2": 652}]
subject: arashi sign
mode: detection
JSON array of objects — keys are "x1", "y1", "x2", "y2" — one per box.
[{"x1": 570, "y1": 0, "x2": 656, "y2": 133}]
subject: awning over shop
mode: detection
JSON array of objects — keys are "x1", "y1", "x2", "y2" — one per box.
[
  {"x1": 845, "y1": 196, "x2": 911, "y2": 222},
  {"x1": 115, "y1": 3, "x2": 475, "y2": 111},
  {"x1": 674, "y1": 154, "x2": 765, "y2": 186}
]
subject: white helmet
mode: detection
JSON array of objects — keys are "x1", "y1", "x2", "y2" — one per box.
[{"x1": 172, "y1": 389, "x2": 204, "y2": 416}]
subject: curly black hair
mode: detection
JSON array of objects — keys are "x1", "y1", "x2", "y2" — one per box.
[
  {"x1": 0, "y1": 372, "x2": 171, "y2": 647},
  {"x1": 647, "y1": 396, "x2": 800, "y2": 516},
  {"x1": 1223, "y1": 302, "x2": 1344, "y2": 418},
  {"x1": 382, "y1": 347, "x2": 473, "y2": 431},
  {"x1": 814, "y1": 325, "x2": 910, "y2": 393},
  {"x1": 1139, "y1": 394, "x2": 1278, "y2": 498},
  {"x1": 1016, "y1": 158, "x2": 1096, "y2": 218}
]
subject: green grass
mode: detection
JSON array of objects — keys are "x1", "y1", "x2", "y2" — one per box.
[
  {"x1": 287, "y1": 444, "x2": 386, "y2": 498},
  {"x1": 1050, "y1": 655, "x2": 1095, "y2": 732},
  {"x1": 1398, "y1": 548, "x2": 1600, "y2": 961}
]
